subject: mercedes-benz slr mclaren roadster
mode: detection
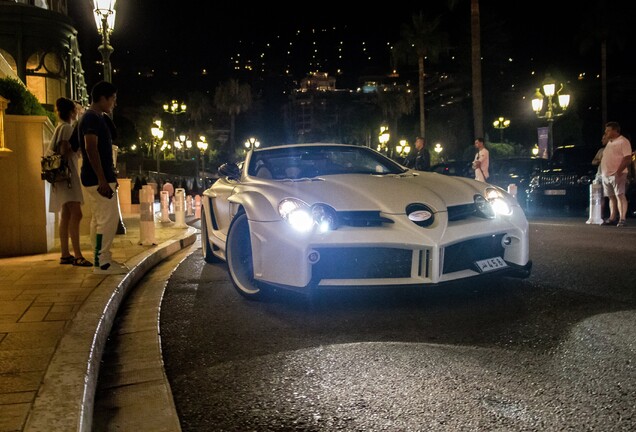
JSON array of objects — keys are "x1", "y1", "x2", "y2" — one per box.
[{"x1": 201, "y1": 143, "x2": 532, "y2": 299}]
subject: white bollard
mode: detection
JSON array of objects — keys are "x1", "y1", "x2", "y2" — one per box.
[
  {"x1": 586, "y1": 181, "x2": 603, "y2": 225},
  {"x1": 194, "y1": 195, "x2": 202, "y2": 219},
  {"x1": 160, "y1": 190, "x2": 171, "y2": 223},
  {"x1": 507, "y1": 184, "x2": 518, "y2": 198},
  {"x1": 138, "y1": 185, "x2": 157, "y2": 245},
  {"x1": 186, "y1": 195, "x2": 194, "y2": 217},
  {"x1": 173, "y1": 188, "x2": 187, "y2": 228}
]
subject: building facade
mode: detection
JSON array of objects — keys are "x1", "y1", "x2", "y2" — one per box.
[{"x1": 0, "y1": 0, "x2": 88, "y2": 108}]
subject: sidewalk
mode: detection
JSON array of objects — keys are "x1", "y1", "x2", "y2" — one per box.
[{"x1": 0, "y1": 212, "x2": 198, "y2": 432}]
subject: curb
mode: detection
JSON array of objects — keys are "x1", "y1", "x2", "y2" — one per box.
[{"x1": 23, "y1": 227, "x2": 198, "y2": 432}]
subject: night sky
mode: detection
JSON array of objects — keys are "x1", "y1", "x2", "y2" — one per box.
[{"x1": 66, "y1": 1, "x2": 636, "y2": 148}]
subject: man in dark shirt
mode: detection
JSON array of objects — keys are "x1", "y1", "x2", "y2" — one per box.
[
  {"x1": 78, "y1": 81, "x2": 128, "y2": 274},
  {"x1": 404, "y1": 136, "x2": 431, "y2": 171}
]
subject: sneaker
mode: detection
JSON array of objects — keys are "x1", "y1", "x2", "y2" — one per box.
[
  {"x1": 93, "y1": 261, "x2": 129, "y2": 275},
  {"x1": 616, "y1": 220, "x2": 626, "y2": 227}
]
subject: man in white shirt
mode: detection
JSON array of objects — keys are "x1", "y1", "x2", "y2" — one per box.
[
  {"x1": 600, "y1": 121, "x2": 632, "y2": 227},
  {"x1": 472, "y1": 137, "x2": 489, "y2": 182}
]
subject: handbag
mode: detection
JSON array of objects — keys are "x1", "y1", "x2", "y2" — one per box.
[{"x1": 41, "y1": 125, "x2": 72, "y2": 187}]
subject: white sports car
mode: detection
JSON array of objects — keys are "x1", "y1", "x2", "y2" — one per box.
[{"x1": 201, "y1": 143, "x2": 532, "y2": 299}]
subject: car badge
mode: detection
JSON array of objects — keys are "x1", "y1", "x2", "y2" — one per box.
[{"x1": 408, "y1": 210, "x2": 432, "y2": 222}]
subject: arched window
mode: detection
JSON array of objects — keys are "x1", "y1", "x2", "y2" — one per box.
[{"x1": 25, "y1": 50, "x2": 66, "y2": 107}]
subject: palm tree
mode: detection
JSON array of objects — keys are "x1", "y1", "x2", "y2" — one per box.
[
  {"x1": 393, "y1": 11, "x2": 448, "y2": 140},
  {"x1": 447, "y1": 0, "x2": 483, "y2": 140},
  {"x1": 469, "y1": 0, "x2": 483, "y2": 139},
  {"x1": 187, "y1": 91, "x2": 212, "y2": 135},
  {"x1": 374, "y1": 84, "x2": 416, "y2": 147},
  {"x1": 213, "y1": 79, "x2": 252, "y2": 152},
  {"x1": 578, "y1": 1, "x2": 628, "y2": 127}
]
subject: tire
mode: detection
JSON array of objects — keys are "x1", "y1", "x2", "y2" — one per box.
[
  {"x1": 226, "y1": 212, "x2": 263, "y2": 300},
  {"x1": 201, "y1": 206, "x2": 220, "y2": 264}
]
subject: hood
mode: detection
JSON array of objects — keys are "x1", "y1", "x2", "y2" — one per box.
[{"x1": 244, "y1": 171, "x2": 485, "y2": 214}]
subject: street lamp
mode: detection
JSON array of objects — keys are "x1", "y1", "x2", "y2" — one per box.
[
  {"x1": 244, "y1": 137, "x2": 261, "y2": 151},
  {"x1": 433, "y1": 143, "x2": 443, "y2": 160},
  {"x1": 377, "y1": 126, "x2": 390, "y2": 154},
  {"x1": 163, "y1": 100, "x2": 187, "y2": 143},
  {"x1": 197, "y1": 135, "x2": 208, "y2": 182},
  {"x1": 531, "y1": 75, "x2": 570, "y2": 158},
  {"x1": 150, "y1": 120, "x2": 164, "y2": 174},
  {"x1": 395, "y1": 139, "x2": 411, "y2": 160},
  {"x1": 532, "y1": 144, "x2": 540, "y2": 157},
  {"x1": 493, "y1": 116, "x2": 511, "y2": 142},
  {"x1": 92, "y1": 0, "x2": 116, "y2": 82}
]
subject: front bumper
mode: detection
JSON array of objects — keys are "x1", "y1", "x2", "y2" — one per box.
[{"x1": 248, "y1": 210, "x2": 531, "y2": 290}]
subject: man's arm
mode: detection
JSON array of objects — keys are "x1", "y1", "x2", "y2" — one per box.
[
  {"x1": 84, "y1": 134, "x2": 113, "y2": 197},
  {"x1": 616, "y1": 154, "x2": 632, "y2": 174}
]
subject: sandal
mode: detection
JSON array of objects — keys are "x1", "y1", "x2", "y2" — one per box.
[
  {"x1": 73, "y1": 257, "x2": 93, "y2": 267},
  {"x1": 60, "y1": 255, "x2": 75, "y2": 265}
]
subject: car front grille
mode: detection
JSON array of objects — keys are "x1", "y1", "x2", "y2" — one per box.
[
  {"x1": 313, "y1": 247, "x2": 430, "y2": 280},
  {"x1": 538, "y1": 174, "x2": 580, "y2": 187},
  {"x1": 336, "y1": 211, "x2": 394, "y2": 227},
  {"x1": 447, "y1": 203, "x2": 477, "y2": 221},
  {"x1": 442, "y1": 234, "x2": 505, "y2": 274}
]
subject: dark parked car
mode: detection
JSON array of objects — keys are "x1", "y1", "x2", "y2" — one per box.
[
  {"x1": 428, "y1": 160, "x2": 473, "y2": 178},
  {"x1": 526, "y1": 145, "x2": 599, "y2": 214},
  {"x1": 488, "y1": 157, "x2": 549, "y2": 210}
]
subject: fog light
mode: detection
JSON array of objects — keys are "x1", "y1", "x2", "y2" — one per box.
[
  {"x1": 502, "y1": 236, "x2": 512, "y2": 246},
  {"x1": 308, "y1": 251, "x2": 320, "y2": 263}
]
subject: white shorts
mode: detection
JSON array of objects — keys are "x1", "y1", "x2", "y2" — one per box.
[{"x1": 601, "y1": 173, "x2": 627, "y2": 197}]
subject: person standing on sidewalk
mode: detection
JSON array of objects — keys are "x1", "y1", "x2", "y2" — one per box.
[
  {"x1": 78, "y1": 81, "x2": 128, "y2": 274},
  {"x1": 600, "y1": 121, "x2": 632, "y2": 227},
  {"x1": 404, "y1": 136, "x2": 430, "y2": 171},
  {"x1": 48, "y1": 97, "x2": 92, "y2": 267},
  {"x1": 472, "y1": 137, "x2": 490, "y2": 182}
]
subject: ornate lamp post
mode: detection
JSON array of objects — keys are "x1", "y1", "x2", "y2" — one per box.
[
  {"x1": 433, "y1": 143, "x2": 443, "y2": 161},
  {"x1": 150, "y1": 120, "x2": 164, "y2": 174},
  {"x1": 377, "y1": 126, "x2": 390, "y2": 154},
  {"x1": 395, "y1": 139, "x2": 411, "y2": 161},
  {"x1": 92, "y1": 0, "x2": 117, "y2": 82},
  {"x1": 197, "y1": 136, "x2": 208, "y2": 182},
  {"x1": 531, "y1": 75, "x2": 570, "y2": 158},
  {"x1": 493, "y1": 116, "x2": 511, "y2": 142},
  {"x1": 163, "y1": 100, "x2": 186, "y2": 143},
  {"x1": 244, "y1": 137, "x2": 261, "y2": 151}
]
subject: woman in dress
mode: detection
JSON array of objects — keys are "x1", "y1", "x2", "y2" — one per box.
[{"x1": 48, "y1": 97, "x2": 92, "y2": 266}]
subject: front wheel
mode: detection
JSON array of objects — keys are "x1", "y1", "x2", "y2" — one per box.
[{"x1": 226, "y1": 212, "x2": 263, "y2": 300}]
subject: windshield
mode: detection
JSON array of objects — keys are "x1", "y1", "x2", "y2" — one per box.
[{"x1": 247, "y1": 145, "x2": 407, "y2": 179}]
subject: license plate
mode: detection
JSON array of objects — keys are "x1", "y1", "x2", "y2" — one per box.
[
  {"x1": 475, "y1": 257, "x2": 508, "y2": 273},
  {"x1": 544, "y1": 189, "x2": 566, "y2": 195}
]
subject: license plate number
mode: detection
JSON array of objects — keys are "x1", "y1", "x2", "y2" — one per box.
[
  {"x1": 475, "y1": 257, "x2": 508, "y2": 273},
  {"x1": 544, "y1": 189, "x2": 566, "y2": 195}
]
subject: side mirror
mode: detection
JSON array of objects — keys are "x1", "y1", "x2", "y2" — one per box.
[{"x1": 218, "y1": 162, "x2": 241, "y2": 181}]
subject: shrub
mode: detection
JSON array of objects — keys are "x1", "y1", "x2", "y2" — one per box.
[{"x1": 0, "y1": 77, "x2": 55, "y2": 122}]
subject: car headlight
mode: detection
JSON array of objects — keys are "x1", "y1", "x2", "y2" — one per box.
[
  {"x1": 474, "y1": 194, "x2": 495, "y2": 219},
  {"x1": 475, "y1": 188, "x2": 513, "y2": 218},
  {"x1": 278, "y1": 198, "x2": 337, "y2": 233}
]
